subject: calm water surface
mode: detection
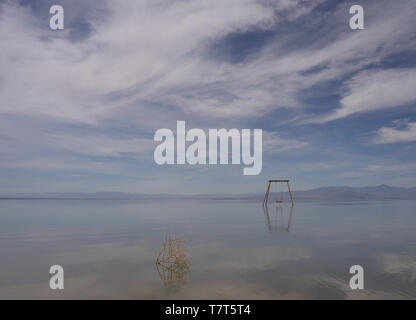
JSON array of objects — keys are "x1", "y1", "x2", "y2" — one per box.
[{"x1": 0, "y1": 199, "x2": 415, "y2": 299}]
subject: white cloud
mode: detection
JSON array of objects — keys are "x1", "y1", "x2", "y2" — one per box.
[
  {"x1": 0, "y1": 0, "x2": 416, "y2": 185},
  {"x1": 0, "y1": 116, "x2": 154, "y2": 160},
  {"x1": 377, "y1": 253, "x2": 416, "y2": 280},
  {"x1": 2, "y1": 0, "x2": 415, "y2": 127},
  {"x1": 263, "y1": 131, "x2": 308, "y2": 152},
  {"x1": 367, "y1": 163, "x2": 416, "y2": 172},
  {"x1": 374, "y1": 121, "x2": 416, "y2": 144},
  {"x1": 337, "y1": 162, "x2": 416, "y2": 179},
  {"x1": 0, "y1": 0, "x2": 278, "y2": 124},
  {"x1": 0, "y1": 156, "x2": 122, "y2": 173},
  {"x1": 310, "y1": 68, "x2": 416, "y2": 123}
]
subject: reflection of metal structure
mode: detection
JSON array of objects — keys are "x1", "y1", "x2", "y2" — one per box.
[
  {"x1": 263, "y1": 204, "x2": 294, "y2": 233},
  {"x1": 263, "y1": 180, "x2": 294, "y2": 205},
  {"x1": 156, "y1": 234, "x2": 190, "y2": 289}
]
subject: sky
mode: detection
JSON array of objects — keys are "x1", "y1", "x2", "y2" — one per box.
[{"x1": 0, "y1": 0, "x2": 416, "y2": 194}]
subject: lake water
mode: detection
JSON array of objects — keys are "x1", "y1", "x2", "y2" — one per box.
[{"x1": 0, "y1": 199, "x2": 415, "y2": 299}]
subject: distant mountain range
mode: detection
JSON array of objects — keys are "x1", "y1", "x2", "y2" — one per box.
[
  {"x1": 1, "y1": 185, "x2": 416, "y2": 201},
  {"x1": 286, "y1": 184, "x2": 416, "y2": 201}
]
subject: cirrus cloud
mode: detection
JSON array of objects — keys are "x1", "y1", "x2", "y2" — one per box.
[
  {"x1": 309, "y1": 68, "x2": 416, "y2": 123},
  {"x1": 374, "y1": 121, "x2": 416, "y2": 144}
]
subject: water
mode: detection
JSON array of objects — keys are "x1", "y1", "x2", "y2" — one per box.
[{"x1": 0, "y1": 199, "x2": 415, "y2": 299}]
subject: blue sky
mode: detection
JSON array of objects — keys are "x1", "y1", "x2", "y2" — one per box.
[{"x1": 1, "y1": 0, "x2": 416, "y2": 194}]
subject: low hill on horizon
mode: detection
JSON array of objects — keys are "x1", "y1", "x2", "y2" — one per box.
[{"x1": 1, "y1": 184, "x2": 416, "y2": 201}]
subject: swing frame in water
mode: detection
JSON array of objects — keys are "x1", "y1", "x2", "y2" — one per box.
[{"x1": 262, "y1": 180, "x2": 294, "y2": 205}]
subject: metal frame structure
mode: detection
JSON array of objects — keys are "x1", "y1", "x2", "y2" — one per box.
[{"x1": 263, "y1": 180, "x2": 293, "y2": 205}]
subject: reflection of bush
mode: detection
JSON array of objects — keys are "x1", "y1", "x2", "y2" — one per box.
[{"x1": 156, "y1": 234, "x2": 190, "y2": 289}]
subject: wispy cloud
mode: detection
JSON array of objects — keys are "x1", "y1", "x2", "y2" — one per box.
[
  {"x1": 263, "y1": 131, "x2": 308, "y2": 152},
  {"x1": 2, "y1": 0, "x2": 415, "y2": 126},
  {"x1": 1, "y1": 0, "x2": 416, "y2": 192},
  {"x1": 337, "y1": 163, "x2": 416, "y2": 179},
  {"x1": 310, "y1": 69, "x2": 416, "y2": 123},
  {"x1": 374, "y1": 121, "x2": 416, "y2": 144}
]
